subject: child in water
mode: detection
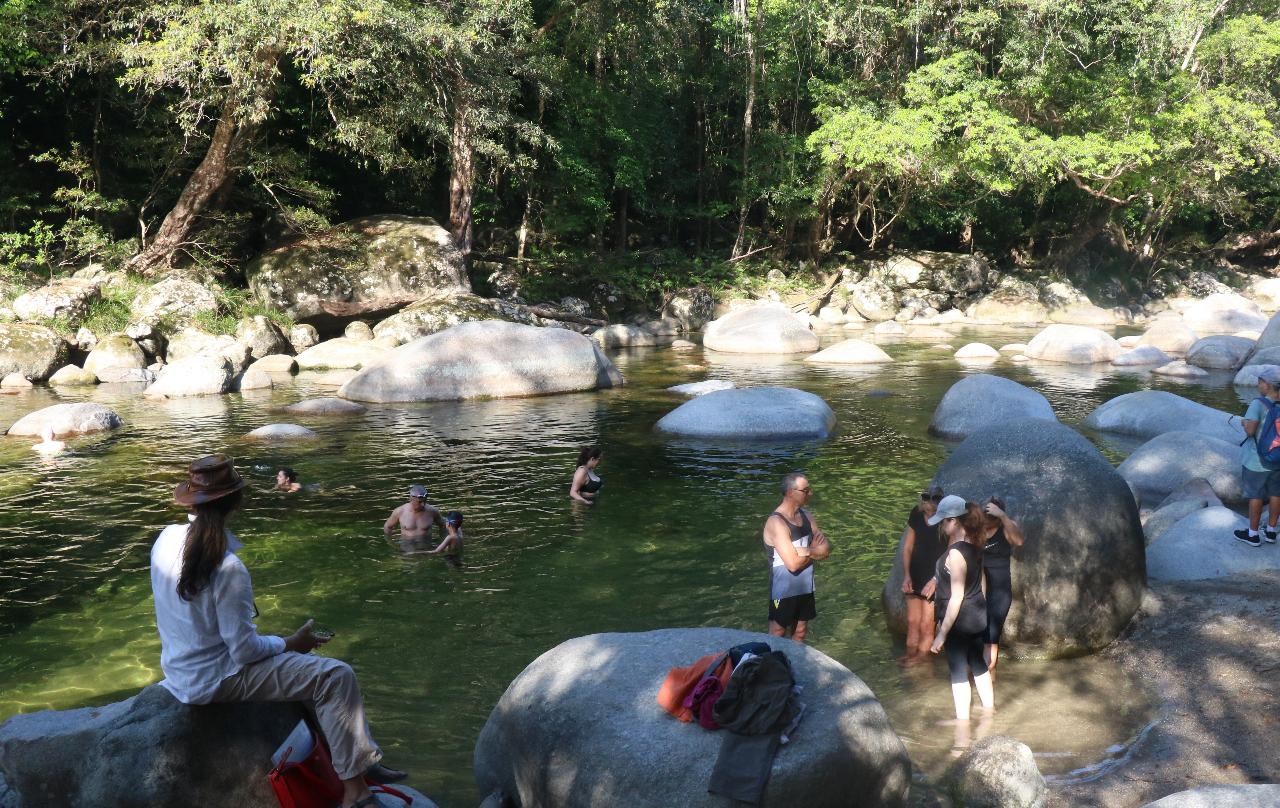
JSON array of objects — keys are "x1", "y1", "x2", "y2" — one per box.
[{"x1": 427, "y1": 511, "x2": 464, "y2": 562}]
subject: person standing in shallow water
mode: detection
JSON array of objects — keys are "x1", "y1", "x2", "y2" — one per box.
[
  {"x1": 569, "y1": 446, "x2": 604, "y2": 505},
  {"x1": 980, "y1": 496, "x2": 1024, "y2": 673},
  {"x1": 929, "y1": 496, "x2": 994, "y2": 722},
  {"x1": 899, "y1": 486, "x2": 946, "y2": 664},
  {"x1": 762, "y1": 472, "x2": 831, "y2": 643},
  {"x1": 150, "y1": 454, "x2": 406, "y2": 808}
]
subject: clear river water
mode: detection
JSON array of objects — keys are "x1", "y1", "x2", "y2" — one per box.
[{"x1": 0, "y1": 324, "x2": 1251, "y2": 804}]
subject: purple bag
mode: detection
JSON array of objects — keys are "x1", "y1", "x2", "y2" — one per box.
[{"x1": 682, "y1": 653, "x2": 730, "y2": 729}]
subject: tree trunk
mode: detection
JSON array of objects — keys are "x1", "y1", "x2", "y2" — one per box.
[
  {"x1": 448, "y1": 94, "x2": 476, "y2": 260},
  {"x1": 731, "y1": 0, "x2": 763, "y2": 258},
  {"x1": 614, "y1": 189, "x2": 629, "y2": 253}
]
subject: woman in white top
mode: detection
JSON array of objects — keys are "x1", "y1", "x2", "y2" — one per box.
[{"x1": 150, "y1": 454, "x2": 405, "y2": 808}]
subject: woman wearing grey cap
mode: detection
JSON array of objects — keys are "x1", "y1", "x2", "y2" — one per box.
[{"x1": 928, "y1": 495, "x2": 994, "y2": 722}]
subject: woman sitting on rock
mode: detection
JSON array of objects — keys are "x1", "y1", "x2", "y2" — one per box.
[
  {"x1": 898, "y1": 486, "x2": 946, "y2": 664},
  {"x1": 980, "y1": 496, "x2": 1024, "y2": 673},
  {"x1": 569, "y1": 445, "x2": 605, "y2": 505},
  {"x1": 928, "y1": 496, "x2": 994, "y2": 722},
  {"x1": 150, "y1": 454, "x2": 405, "y2": 808}
]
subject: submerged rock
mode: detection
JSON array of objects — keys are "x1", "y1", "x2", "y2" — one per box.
[
  {"x1": 943, "y1": 735, "x2": 1046, "y2": 808},
  {"x1": 928, "y1": 374, "x2": 1056, "y2": 440},
  {"x1": 244, "y1": 423, "x2": 317, "y2": 440},
  {"x1": 283, "y1": 397, "x2": 368, "y2": 416},
  {"x1": 703, "y1": 303, "x2": 818, "y2": 354},
  {"x1": 1083, "y1": 390, "x2": 1244, "y2": 444},
  {"x1": 473, "y1": 628, "x2": 911, "y2": 808},
  {"x1": 6, "y1": 402, "x2": 121, "y2": 437},
  {"x1": 656, "y1": 387, "x2": 835, "y2": 440},
  {"x1": 667, "y1": 379, "x2": 735, "y2": 397},
  {"x1": 1151, "y1": 360, "x2": 1209, "y2": 379}
]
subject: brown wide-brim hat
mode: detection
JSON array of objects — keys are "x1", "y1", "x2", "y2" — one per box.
[{"x1": 175, "y1": 453, "x2": 246, "y2": 506}]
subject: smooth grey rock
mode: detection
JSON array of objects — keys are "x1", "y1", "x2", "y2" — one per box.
[
  {"x1": 83, "y1": 333, "x2": 147, "y2": 381},
  {"x1": 656, "y1": 387, "x2": 835, "y2": 440},
  {"x1": 1180, "y1": 293, "x2": 1267, "y2": 336},
  {"x1": 667, "y1": 380, "x2": 735, "y2": 397},
  {"x1": 1112, "y1": 345, "x2": 1171, "y2": 366},
  {"x1": 944, "y1": 735, "x2": 1046, "y2": 808},
  {"x1": 1247, "y1": 278, "x2": 1280, "y2": 311},
  {"x1": 671, "y1": 338, "x2": 697, "y2": 349},
  {"x1": 5, "y1": 402, "x2": 121, "y2": 437},
  {"x1": 473, "y1": 628, "x2": 911, "y2": 808},
  {"x1": 817, "y1": 305, "x2": 846, "y2": 324},
  {"x1": 954, "y1": 342, "x2": 999, "y2": 359},
  {"x1": 1146, "y1": 507, "x2": 1280, "y2": 581},
  {"x1": 244, "y1": 423, "x2": 316, "y2": 440},
  {"x1": 1117, "y1": 431, "x2": 1242, "y2": 507},
  {"x1": 928, "y1": 374, "x2": 1056, "y2": 440},
  {"x1": 663, "y1": 286, "x2": 715, "y2": 331},
  {"x1": 47, "y1": 364, "x2": 98, "y2": 386},
  {"x1": 887, "y1": 418, "x2": 1144, "y2": 657},
  {"x1": 873, "y1": 320, "x2": 906, "y2": 336},
  {"x1": 1142, "y1": 784, "x2": 1280, "y2": 807},
  {"x1": 1151, "y1": 360, "x2": 1209, "y2": 379},
  {"x1": 592, "y1": 323, "x2": 674, "y2": 349},
  {"x1": 130, "y1": 276, "x2": 217, "y2": 325},
  {"x1": 295, "y1": 337, "x2": 391, "y2": 370},
  {"x1": 803, "y1": 339, "x2": 893, "y2": 364},
  {"x1": 340, "y1": 321, "x2": 623, "y2": 402},
  {"x1": 12, "y1": 278, "x2": 99, "y2": 323},
  {"x1": 1048, "y1": 302, "x2": 1118, "y2": 326},
  {"x1": 235, "y1": 316, "x2": 292, "y2": 359},
  {"x1": 166, "y1": 327, "x2": 235, "y2": 362},
  {"x1": 235, "y1": 369, "x2": 273, "y2": 391},
  {"x1": 999, "y1": 343, "x2": 1028, "y2": 354},
  {"x1": 283, "y1": 397, "x2": 368, "y2": 416},
  {"x1": 0, "y1": 323, "x2": 68, "y2": 381},
  {"x1": 846, "y1": 277, "x2": 900, "y2": 321},
  {"x1": 1138, "y1": 318, "x2": 1198, "y2": 354},
  {"x1": 343, "y1": 320, "x2": 374, "y2": 341},
  {"x1": 372, "y1": 292, "x2": 538, "y2": 344},
  {"x1": 703, "y1": 303, "x2": 818, "y2": 354},
  {"x1": 145, "y1": 354, "x2": 234, "y2": 398},
  {"x1": 1142, "y1": 498, "x2": 1210, "y2": 545},
  {"x1": 1117, "y1": 335, "x2": 1142, "y2": 347},
  {"x1": 1083, "y1": 390, "x2": 1244, "y2": 444},
  {"x1": 288, "y1": 323, "x2": 320, "y2": 353},
  {"x1": 1155, "y1": 477, "x2": 1223, "y2": 510},
  {"x1": 125, "y1": 321, "x2": 165, "y2": 356},
  {"x1": 1234, "y1": 363, "x2": 1280, "y2": 387},
  {"x1": 97, "y1": 367, "x2": 157, "y2": 385},
  {"x1": 249, "y1": 354, "x2": 298, "y2": 374},
  {"x1": 1025, "y1": 324, "x2": 1121, "y2": 364},
  {"x1": 1185, "y1": 335, "x2": 1254, "y2": 370},
  {"x1": 74, "y1": 326, "x2": 97, "y2": 351}
]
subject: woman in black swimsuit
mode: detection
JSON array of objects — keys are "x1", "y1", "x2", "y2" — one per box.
[
  {"x1": 981, "y1": 496, "x2": 1024, "y2": 673},
  {"x1": 929, "y1": 496, "x2": 994, "y2": 721},
  {"x1": 898, "y1": 486, "x2": 945, "y2": 663},
  {"x1": 569, "y1": 445, "x2": 604, "y2": 505}
]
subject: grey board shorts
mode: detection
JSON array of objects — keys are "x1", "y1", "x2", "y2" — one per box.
[{"x1": 1241, "y1": 467, "x2": 1280, "y2": 500}]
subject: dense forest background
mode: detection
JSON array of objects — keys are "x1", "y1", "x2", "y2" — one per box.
[{"x1": 2, "y1": 0, "x2": 1278, "y2": 299}]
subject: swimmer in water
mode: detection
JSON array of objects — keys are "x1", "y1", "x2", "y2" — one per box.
[
  {"x1": 384, "y1": 484, "x2": 444, "y2": 542},
  {"x1": 427, "y1": 511, "x2": 464, "y2": 565},
  {"x1": 33, "y1": 425, "x2": 66, "y2": 455},
  {"x1": 276, "y1": 467, "x2": 302, "y2": 493},
  {"x1": 569, "y1": 446, "x2": 604, "y2": 505}
]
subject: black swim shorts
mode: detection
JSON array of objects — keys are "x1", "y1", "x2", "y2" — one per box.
[{"x1": 768, "y1": 592, "x2": 817, "y2": 627}]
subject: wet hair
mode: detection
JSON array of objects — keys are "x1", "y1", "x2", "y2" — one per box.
[
  {"x1": 446, "y1": 510, "x2": 464, "y2": 527},
  {"x1": 959, "y1": 502, "x2": 986, "y2": 542},
  {"x1": 279, "y1": 467, "x2": 298, "y2": 483},
  {"x1": 178, "y1": 490, "x2": 244, "y2": 601},
  {"x1": 577, "y1": 445, "x2": 604, "y2": 467},
  {"x1": 781, "y1": 471, "x2": 807, "y2": 496}
]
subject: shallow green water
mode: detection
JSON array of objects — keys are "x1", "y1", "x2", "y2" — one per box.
[{"x1": 0, "y1": 326, "x2": 1251, "y2": 803}]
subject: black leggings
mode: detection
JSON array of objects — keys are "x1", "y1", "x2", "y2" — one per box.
[
  {"x1": 943, "y1": 630, "x2": 988, "y2": 683},
  {"x1": 983, "y1": 563, "x2": 1012, "y2": 645}
]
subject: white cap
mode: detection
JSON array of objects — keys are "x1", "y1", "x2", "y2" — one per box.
[{"x1": 926, "y1": 494, "x2": 968, "y2": 526}]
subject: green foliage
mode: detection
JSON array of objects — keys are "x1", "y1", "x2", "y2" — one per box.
[{"x1": 191, "y1": 282, "x2": 293, "y2": 335}]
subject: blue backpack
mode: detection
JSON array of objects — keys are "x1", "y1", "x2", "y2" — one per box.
[{"x1": 1254, "y1": 396, "x2": 1280, "y2": 469}]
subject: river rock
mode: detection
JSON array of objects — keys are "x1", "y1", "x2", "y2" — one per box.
[
  {"x1": 1117, "y1": 335, "x2": 1141, "y2": 347},
  {"x1": 1246, "y1": 278, "x2": 1280, "y2": 311},
  {"x1": 954, "y1": 342, "x2": 999, "y2": 359},
  {"x1": 846, "y1": 277, "x2": 900, "y2": 321},
  {"x1": 249, "y1": 354, "x2": 297, "y2": 374},
  {"x1": 1146, "y1": 507, "x2": 1280, "y2": 581},
  {"x1": 1083, "y1": 390, "x2": 1244, "y2": 444},
  {"x1": 928, "y1": 375, "x2": 1056, "y2": 440},
  {"x1": 1116, "y1": 431, "x2": 1242, "y2": 506},
  {"x1": 817, "y1": 305, "x2": 845, "y2": 325},
  {"x1": 244, "y1": 423, "x2": 316, "y2": 440},
  {"x1": 593, "y1": 323, "x2": 675, "y2": 349},
  {"x1": 235, "y1": 316, "x2": 292, "y2": 359},
  {"x1": 999, "y1": 343, "x2": 1028, "y2": 354},
  {"x1": 473, "y1": 628, "x2": 911, "y2": 808},
  {"x1": 235, "y1": 369, "x2": 272, "y2": 391},
  {"x1": 943, "y1": 735, "x2": 1046, "y2": 808},
  {"x1": 129, "y1": 276, "x2": 217, "y2": 325},
  {"x1": 702, "y1": 303, "x2": 819, "y2": 353},
  {"x1": 803, "y1": 339, "x2": 893, "y2": 364},
  {"x1": 655, "y1": 387, "x2": 835, "y2": 440},
  {"x1": 0, "y1": 373, "x2": 31, "y2": 389},
  {"x1": 663, "y1": 286, "x2": 715, "y2": 331},
  {"x1": 671, "y1": 338, "x2": 697, "y2": 349},
  {"x1": 83, "y1": 333, "x2": 147, "y2": 381},
  {"x1": 283, "y1": 397, "x2": 367, "y2": 416},
  {"x1": 1180, "y1": 293, "x2": 1267, "y2": 335},
  {"x1": 12, "y1": 278, "x2": 99, "y2": 324},
  {"x1": 340, "y1": 321, "x2": 623, "y2": 402},
  {"x1": 967, "y1": 276, "x2": 1046, "y2": 324},
  {"x1": 1143, "y1": 784, "x2": 1280, "y2": 807},
  {"x1": 887, "y1": 418, "x2": 1144, "y2": 656},
  {"x1": 1143, "y1": 482, "x2": 1218, "y2": 545},
  {"x1": 245, "y1": 215, "x2": 469, "y2": 321},
  {"x1": 1048, "y1": 302, "x2": 1119, "y2": 326},
  {"x1": 0, "y1": 323, "x2": 68, "y2": 381},
  {"x1": 374, "y1": 292, "x2": 537, "y2": 344},
  {"x1": 289, "y1": 324, "x2": 320, "y2": 353},
  {"x1": 902, "y1": 325, "x2": 954, "y2": 340},
  {"x1": 295, "y1": 338, "x2": 391, "y2": 370},
  {"x1": 343, "y1": 320, "x2": 374, "y2": 341},
  {"x1": 47, "y1": 364, "x2": 98, "y2": 386},
  {"x1": 873, "y1": 320, "x2": 906, "y2": 336},
  {"x1": 144, "y1": 354, "x2": 234, "y2": 398},
  {"x1": 100, "y1": 367, "x2": 157, "y2": 385},
  {"x1": 1112, "y1": 345, "x2": 1171, "y2": 366},
  {"x1": 667, "y1": 380, "x2": 735, "y2": 397},
  {"x1": 1138, "y1": 318, "x2": 1198, "y2": 354},
  {"x1": 5, "y1": 402, "x2": 121, "y2": 437},
  {"x1": 125, "y1": 322, "x2": 164, "y2": 356},
  {"x1": 1184, "y1": 335, "x2": 1254, "y2": 370},
  {"x1": 1025, "y1": 324, "x2": 1121, "y2": 364},
  {"x1": 74, "y1": 326, "x2": 97, "y2": 352},
  {"x1": 1150, "y1": 360, "x2": 1208, "y2": 379}
]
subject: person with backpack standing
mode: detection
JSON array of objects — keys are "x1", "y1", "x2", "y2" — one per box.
[{"x1": 1235, "y1": 367, "x2": 1280, "y2": 547}]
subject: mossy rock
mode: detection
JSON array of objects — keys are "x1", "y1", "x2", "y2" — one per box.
[
  {"x1": 371, "y1": 291, "x2": 537, "y2": 343},
  {"x1": 0, "y1": 323, "x2": 69, "y2": 381}
]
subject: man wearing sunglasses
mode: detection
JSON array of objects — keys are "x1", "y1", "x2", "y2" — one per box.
[
  {"x1": 763, "y1": 472, "x2": 831, "y2": 643},
  {"x1": 383, "y1": 484, "x2": 445, "y2": 544}
]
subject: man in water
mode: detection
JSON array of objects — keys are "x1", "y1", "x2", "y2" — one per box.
[
  {"x1": 384, "y1": 484, "x2": 445, "y2": 543},
  {"x1": 762, "y1": 472, "x2": 830, "y2": 643}
]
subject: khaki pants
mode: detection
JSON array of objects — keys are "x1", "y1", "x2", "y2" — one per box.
[{"x1": 213, "y1": 652, "x2": 382, "y2": 779}]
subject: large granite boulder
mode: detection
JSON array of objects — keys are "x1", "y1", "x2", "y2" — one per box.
[
  {"x1": 1083, "y1": 390, "x2": 1244, "y2": 444},
  {"x1": 371, "y1": 292, "x2": 536, "y2": 344},
  {"x1": 703, "y1": 302, "x2": 819, "y2": 353},
  {"x1": 83, "y1": 333, "x2": 147, "y2": 381},
  {"x1": 845, "y1": 277, "x2": 900, "y2": 321},
  {"x1": 130, "y1": 276, "x2": 217, "y2": 325},
  {"x1": 1146, "y1": 507, "x2": 1280, "y2": 581},
  {"x1": 803, "y1": 339, "x2": 893, "y2": 364},
  {"x1": 295, "y1": 337, "x2": 391, "y2": 370},
  {"x1": 235, "y1": 316, "x2": 292, "y2": 359},
  {"x1": 1025, "y1": 324, "x2": 1122, "y2": 364},
  {"x1": 473, "y1": 628, "x2": 911, "y2": 808},
  {"x1": 888, "y1": 418, "x2": 1145, "y2": 657},
  {"x1": 1180, "y1": 293, "x2": 1267, "y2": 336},
  {"x1": 1143, "y1": 784, "x2": 1280, "y2": 807},
  {"x1": 1138, "y1": 318, "x2": 1198, "y2": 354},
  {"x1": 144, "y1": 354, "x2": 234, "y2": 398},
  {"x1": 662, "y1": 286, "x2": 716, "y2": 331},
  {"x1": 339, "y1": 321, "x2": 623, "y2": 402},
  {"x1": 245, "y1": 215, "x2": 469, "y2": 322},
  {"x1": 12, "y1": 278, "x2": 100, "y2": 324},
  {"x1": 1116, "y1": 431, "x2": 1242, "y2": 507},
  {"x1": 0, "y1": 323, "x2": 68, "y2": 381},
  {"x1": 5, "y1": 402, "x2": 121, "y2": 437},
  {"x1": 928, "y1": 375, "x2": 1056, "y2": 440},
  {"x1": 943, "y1": 735, "x2": 1046, "y2": 808},
  {"x1": 655, "y1": 387, "x2": 835, "y2": 441},
  {"x1": 1184, "y1": 335, "x2": 1255, "y2": 370}
]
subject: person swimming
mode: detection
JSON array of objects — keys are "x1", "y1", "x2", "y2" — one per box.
[
  {"x1": 276, "y1": 467, "x2": 302, "y2": 493},
  {"x1": 33, "y1": 425, "x2": 66, "y2": 455},
  {"x1": 569, "y1": 446, "x2": 604, "y2": 505},
  {"x1": 427, "y1": 511, "x2": 464, "y2": 566}
]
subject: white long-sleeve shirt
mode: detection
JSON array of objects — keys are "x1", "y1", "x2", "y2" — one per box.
[{"x1": 150, "y1": 523, "x2": 285, "y2": 704}]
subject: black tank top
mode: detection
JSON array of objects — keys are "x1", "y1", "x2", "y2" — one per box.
[
  {"x1": 935, "y1": 541, "x2": 987, "y2": 636},
  {"x1": 982, "y1": 524, "x2": 1011, "y2": 567},
  {"x1": 578, "y1": 467, "x2": 603, "y2": 493}
]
